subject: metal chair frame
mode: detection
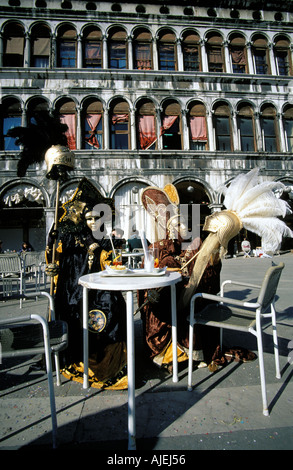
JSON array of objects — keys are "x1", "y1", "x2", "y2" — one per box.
[
  {"x1": 0, "y1": 291, "x2": 68, "y2": 448},
  {"x1": 0, "y1": 253, "x2": 24, "y2": 307},
  {"x1": 188, "y1": 262, "x2": 284, "y2": 416},
  {"x1": 22, "y1": 251, "x2": 47, "y2": 292}
]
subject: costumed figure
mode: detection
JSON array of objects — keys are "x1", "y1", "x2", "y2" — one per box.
[
  {"x1": 179, "y1": 168, "x2": 293, "y2": 310},
  {"x1": 138, "y1": 184, "x2": 223, "y2": 371},
  {"x1": 47, "y1": 178, "x2": 128, "y2": 389},
  {"x1": 7, "y1": 110, "x2": 76, "y2": 310}
]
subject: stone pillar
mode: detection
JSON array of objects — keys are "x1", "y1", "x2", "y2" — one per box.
[
  {"x1": 104, "y1": 108, "x2": 109, "y2": 149},
  {"x1": 103, "y1": 35, "x2": 108, "y2": 69},
  {"x1": 269, "y1": 42, "x2": 277, "y2": 76},
  {"x1": 206, "y1": 110, "x2": 215, "y2": 151},
  {"x1": 24, "y1": 32, "x2": 30, "y2": 68},
  {"x1": 182, "y1": 109, "x2": 189, "y2": 150},
  {"x1": 254, "y1": 111, "x2": 263, "y2": 151},
  {"x1": 130, "y1": 107, "x2": 136, "y2": 150},
  {"x1": 200, "y1": 39, "x2": 208, "y2": 72},
  {"x1": 177, "y1": 38, "x2": 184, "y2": 71},
  {"x1": 246, "y1": 42, "x2": 254, "y2": 74},
  {"x1": 77, "y1": 33, "x2": 82, "y2": 68},
  {"x1": 223, "y1": 40, "x2": 232, "y2": 73},
  {"x1": 76, "y1": 104, "x2": 81, "y2": 150},
  {"x1": 128, "y1": 35, "x2": 133, "y2": 69}
]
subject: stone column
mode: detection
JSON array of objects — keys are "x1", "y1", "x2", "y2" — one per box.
[{"x1": 77, "y1": 33, "x2": 82, "y2": 68}]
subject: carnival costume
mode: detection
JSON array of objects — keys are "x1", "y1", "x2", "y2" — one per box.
[
  {"x1": 138, "y1": 184, "x2": 223, "y2": 370},
  {"x1": 46, "y1": 178, "x2": 128, "y2": 389},
  {"x1": 179, "y1": 168, "x2": 293, "y2": 309}
]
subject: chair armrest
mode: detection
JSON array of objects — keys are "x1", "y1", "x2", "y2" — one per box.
[
  {"x1": 0, "y1": 291, "x2": 56, "y2": 321},
  {"x1": 25, "y1": 291, "x2": 55, "y2": 321},
  {"x1": 190, "y1": 292, "x2": 260, "y2": 312},
  {"x1": 221, "y1": 279, "x2": 261, "y2": 291}
]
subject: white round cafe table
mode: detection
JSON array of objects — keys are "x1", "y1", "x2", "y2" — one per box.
[{"x1": 78, "y1": 270, "x2": 182, "y2": 451}]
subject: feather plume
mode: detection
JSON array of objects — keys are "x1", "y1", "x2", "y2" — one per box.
[
  {"x1": 223, "y1": 168, "x2": 293, "y2": 252},
  {"x1": 180, "y1": 168, "x2": 293, "y2": 309},
  {"x1": 7, "y1": 111, "x2": 68, "y2": 177}
]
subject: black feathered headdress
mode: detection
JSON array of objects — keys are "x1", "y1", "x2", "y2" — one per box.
[{"x1": 7, "y1": 111, "x2": 75, "y2": 179}]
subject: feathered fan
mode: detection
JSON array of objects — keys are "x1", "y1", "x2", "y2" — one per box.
[
  {"x1": 180, "y1": 168, "x2": 293, "y2": 308},
  {"x1": 7, "y1": 110, "x2": 74, "y2": 180}
]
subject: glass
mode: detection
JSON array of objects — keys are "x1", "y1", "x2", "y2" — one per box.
[
  {"x1": 145, "y1": 247, "x2": 159, "y2": 272},
  {"x1": 112, "y1": 249, "x2": 123, "y2": 266}
]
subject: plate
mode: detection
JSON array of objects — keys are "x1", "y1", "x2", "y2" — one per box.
[
  {"x1": 105, "y1": 265, "x2": 129, "y2": 275},
  {"x1": 101, "y1": 267, "x2": 167, "y2": 277}
]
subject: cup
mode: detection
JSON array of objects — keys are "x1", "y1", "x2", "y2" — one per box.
[
  {"x1": 145, "y1": 247, "x2": 159, "y2": 272},
  {"x1": 112, "y1": 249, "x2": 122, "y2": 266}
]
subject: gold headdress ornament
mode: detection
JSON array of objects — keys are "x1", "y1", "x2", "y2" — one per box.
[
  {"x1": 60, "y1": 177, "x2": 115, "y2": 231},
  {"x1": 179, "y1": 168, "x2": 293, "y2": 308}
]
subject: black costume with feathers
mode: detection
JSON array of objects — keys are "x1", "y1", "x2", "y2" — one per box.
[{"x1": 7, "y1": 111, "x2": 69, "y2": 178}]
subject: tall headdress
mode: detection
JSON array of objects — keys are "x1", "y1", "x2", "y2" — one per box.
[
  {"x1": 7, "y1": 110, "x2": 75, "y2": 180},
  {"x1": 141, "y1": 184, "x2": 183, "y2": 240},
  {"x1": 180, "y1": 168, "x2": 293, "y2": 308},
  {"x1": 59, "y1": 177, "x2": 115, "y2": 233}
]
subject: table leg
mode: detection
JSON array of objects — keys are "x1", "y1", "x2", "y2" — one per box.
[
  {"x1": 126, "y1": 290, "x2": 136, "y2": 450},
  {"x1": 83, "y1": 286, "x2": 89, "y2": 389},
  {"x1": 171, "y1": 284, "x2": 178, "y2": 383}
]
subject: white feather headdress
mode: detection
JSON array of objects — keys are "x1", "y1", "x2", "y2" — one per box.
[
  {"x1": 180, "y1": 168, "x2": 293, "y2": 308},
  {"x1": 223, "y1": 168, "x2": 293, "y2": 252}
]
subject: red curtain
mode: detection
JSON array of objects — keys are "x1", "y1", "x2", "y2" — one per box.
[
  {"x1": 85, "y1": 113, "x2": 101, "y2": 148},
  {"x1": 138, "y1": 115, "x2": 156, "y2": 149},
  {"x1": 60, "y1": 114, "x2": 76, "y2": 150},
  {"x1": 231, "y1": 48, "x2": 246, "y2": 64},
  {"x1": 160, "y1": 115, "x2": 178, "y2": 136},
  {"x1": 190, "y1": 116, "x2": 207, "y2": 141},
  {"x1": 112, "y1": 114, "x2": 129, "y2": 124}
]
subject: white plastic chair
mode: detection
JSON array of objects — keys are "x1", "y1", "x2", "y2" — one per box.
[
  {"x1": 188, "y1": 262, "x2": 284, "y2": 416},
  {"x1": 0, "y1": 291, "x2": 68, "y2": 448}
]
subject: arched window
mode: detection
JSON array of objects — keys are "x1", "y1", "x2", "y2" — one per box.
[
  {"x1": 213, "y1": 102, "x2": 233, "y2": 151},
  {"x1": 274, "y1": 36, "x2": 291, "y2": 76},
  {"x1": 27, "y1": 97, "x2": 49, "y2": 123},
  {"x1": 158, "y1": 30, "x2": 177, "y2": 71},
  {"x1": 108, "y1": 27, "x2": 127, "y2": 69},
  {"x1": 133, "y1": 29, "x2": 152, "y2": 70},
  {"x1": 283, "y1": 105, "x2": 293, "y2": 152},
  {"x1": 110, "y1": 99, "x2": 130, "y2": 149},
  {"x1": 1, "y1": 98, "x2": 22, "y2": 150},
  {"x1": 136, "y1": 99, "x2": 157, "y2": 150},
  {"x1": 55, "y1": 98, "x2": 77, "y2": 150},
  {"x1": 3, "y1": 22, "x2": 25, "y2": 67},
  {"x1": 82, "y1": 99, "x2": 103, "y2": 149},
  {"x1": 206, "y1": 32, "x2": 224, "y2": 73},
  {"x1": 252, "y1": 35, "x2": 270, "y2": 75},
  {"x1": 260, "y1": 104, "x2": 278, "y2": 152},
  {"x1": 229, "y1": 33, "x2": 247, "y2": 74},
  {"x1": 237, "y1": 103, "x2": 256, "y2": 151},
  {"x1": 31, "y1": 23, "x2": 51, "y2": 67},
  {"x1": 188, "y1": 102, "x2": 207, "y2": 150},
  {"x1": 57, "y1": 25, "x2": 77, "y2": 68},
  {"x1": 83, "y1": 26, "x2": 102, "y2": 68},
  {"x1": 182, "y1": 31, "x2": 201, "y2": 72},
  {"x1": 161, "y1": 100, "x2": 182, "y2": 150}
]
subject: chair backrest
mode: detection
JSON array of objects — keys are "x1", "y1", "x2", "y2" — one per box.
[
  {"x1": 0, "y1": 253, "x2": 22, "y2": 274},
  {"x1": 23, "y1": 251, "x2": 46, "y2": 268},
  {"x1": 257, "y1": 262, "x2": 284, "y2": 312}
]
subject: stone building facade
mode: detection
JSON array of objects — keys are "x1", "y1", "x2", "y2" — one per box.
[{"x1": 1, "y1": 0, "x2": 293, "y2": 250}]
